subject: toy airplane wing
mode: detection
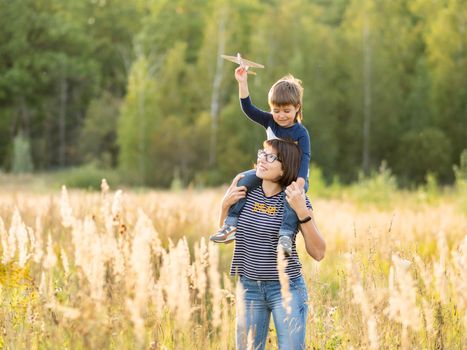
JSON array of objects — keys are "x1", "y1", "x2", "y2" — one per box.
[{"x1": 221, "y1": 53, "x2": 265, "y2": 75}]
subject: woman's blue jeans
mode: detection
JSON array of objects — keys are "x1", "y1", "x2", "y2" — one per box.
[
  {"x1": 236, "y1": 275, "x2": 309, "y2": 350},
  {"x1": 225, "y1": 169, "x2": 309, "y2": 237}
]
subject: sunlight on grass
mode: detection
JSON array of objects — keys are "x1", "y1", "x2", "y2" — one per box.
[{"x1": 0, "y1": 179, "x2": 466, "y2": 349}]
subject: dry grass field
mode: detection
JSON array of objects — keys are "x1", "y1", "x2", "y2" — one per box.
[{"x1": 0, "y1": 178, "x2": 466, "y2": 349}]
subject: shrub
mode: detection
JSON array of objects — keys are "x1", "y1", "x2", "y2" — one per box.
[
  {"x1": 394, "y1": 128, "x2": 452, "y2": 185},
  {"x1": 454, "y1": 149, "x2": 467, "y2": 187},
  {"x1": 54, "y1": 163, "x2": 121, "y2": 190},
  {"x1": 12, "y1": 132, "x2": 33, "y2": 174},
  {"x1": 348, "y1": 161, "x2": 398, "y2": 207}
]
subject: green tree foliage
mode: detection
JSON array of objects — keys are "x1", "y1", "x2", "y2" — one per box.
[
  {"x1": 0, "y1": 0, "x2": 142, "y2": 170},
  {"x1": 117, "y1": 55, "x2": 159, "y2": 185},
  {"x1": 196, "y1": 0, "x2": 262, "y2": 177},
  {"x1": 79, "y1": 91, "x2": 121, "y2": 167},
  {"x1": 424, "y1": 0, "x2": 467, "y2": 172},
  {"x1": 0, "y1": 0, "x2": 465, "y2": 187},
  {"x1": 81, "y1": 0, "x2": 142, "y2": 95},
  {"x1": 395, "y1": 128, "x2": 452, "y2": 184}
]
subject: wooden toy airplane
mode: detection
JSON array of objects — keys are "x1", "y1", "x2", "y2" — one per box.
[{"x1": 221, "y1": 53, "x2": 265, "y2": 75}]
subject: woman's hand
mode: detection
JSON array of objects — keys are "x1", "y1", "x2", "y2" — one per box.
[
  {"x1": 286, "y1": 181, "x2": 326, "y2": 261},
  {"x1": 222, "y1": 174, "x2": 247, "y2": 211},
  {"x1": 285, "y1": 181, "x2": 308, "y2": 219}
]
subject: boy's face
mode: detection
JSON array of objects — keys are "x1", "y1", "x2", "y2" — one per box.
[{"x1": 271, "y1": 104, "x2": 300, "y2": 128}]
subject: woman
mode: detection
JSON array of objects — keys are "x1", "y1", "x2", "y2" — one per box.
[{"x1": 218, "y1": 138, "x2": 326, "y2": 350}]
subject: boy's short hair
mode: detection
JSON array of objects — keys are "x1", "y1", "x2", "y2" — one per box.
[
  {"x1": 264, "y1": 138, "x2": 301, "y2": 188},
  {"x1": 268, "y1": 75, "x2": 304, "y2": 122}
]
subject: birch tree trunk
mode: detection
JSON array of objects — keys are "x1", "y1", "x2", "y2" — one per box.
[
  {"x1": 209, "y1": 8, "x2": 227, "y2": 167},
  {"x1": 362, "y1": 11, "x2": 372, "y2": 175},
  {"x1": 59, "y1": 63, "x2": 68, "y2": 167},
  {"x1": 19, "y1": 96, "x2": 30, "y2": 137},
  {"x1": 138, "y1": 69, "x2": 146, "y2": 186}
]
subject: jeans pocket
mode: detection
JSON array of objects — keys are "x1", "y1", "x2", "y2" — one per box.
[
  {"x1": 290, "y1": 277, "x2": 309, "y2": 304},
  {"x1": 239, "y1": 276, "x2": 257, "y2": 291}
]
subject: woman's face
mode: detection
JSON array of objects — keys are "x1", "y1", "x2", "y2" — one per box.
[{"x1": 255, "y1": 145, "x2": 283, "y2": 182}]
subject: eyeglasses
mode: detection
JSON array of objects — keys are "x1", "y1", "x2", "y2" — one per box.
[{"x1": 257, "y1": 149, "x2": 281, "y2": 163}]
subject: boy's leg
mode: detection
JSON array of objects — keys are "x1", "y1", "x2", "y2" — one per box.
[
  {"x1": 224, "y1": 169, "x2": 261, "y2": 226},
  {"x1": 210, "y1": 169, "x2": 261, "y2": 243},
  {"x1": 278, "y1": 180, "x2": 309, "y2": 255}
]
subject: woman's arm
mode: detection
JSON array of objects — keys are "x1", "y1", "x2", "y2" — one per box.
[
  {"x1": 285, "y1": 182, "x2": 326, "y2": 261},
  {"x1": 218, "y1": 174, "x2": 248, "y2": 227},
  {"x1": 297, "y1": 210, "x2": 326, "y2": 261}
]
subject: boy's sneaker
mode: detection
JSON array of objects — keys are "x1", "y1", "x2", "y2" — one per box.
[
  {"x1": 210, "y1": 224, "x2": 237, "y2": 244},
  {"x1": 278, "y1": 236, "x2": 292, "y2": 257}
]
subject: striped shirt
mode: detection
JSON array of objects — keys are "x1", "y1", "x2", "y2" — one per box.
[{"x1": 230, "y1": 186, "x2": 312, "y2": 280}]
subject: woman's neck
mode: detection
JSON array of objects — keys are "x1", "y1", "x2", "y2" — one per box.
[{"x1": 261, "y1": 180, "x2": 282, "y2": 197}]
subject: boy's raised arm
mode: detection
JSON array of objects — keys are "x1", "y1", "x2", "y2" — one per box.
[
  {"x1": 235, "y1": 67, "x2": 250, "y2": 98},
  {"x1": 235, "y1": 67, "x2": 271, "y2": 128}
]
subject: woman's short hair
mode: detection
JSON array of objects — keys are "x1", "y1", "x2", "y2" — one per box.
[{"x1": 264, "y1": 138, "x2": 301, "y2": 187}]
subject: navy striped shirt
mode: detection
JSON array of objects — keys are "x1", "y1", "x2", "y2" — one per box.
[{"x1": 230, "y1": 186, "x2": 312, "y2": 281}]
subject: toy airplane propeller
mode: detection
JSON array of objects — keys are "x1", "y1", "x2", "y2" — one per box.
[{"x1": 221, "y1": 53, "x2": 265, "y2": 75}]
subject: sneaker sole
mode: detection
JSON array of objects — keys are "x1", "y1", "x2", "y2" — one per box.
[{"x1": 210, "y1": 232, "x2": 236, "y2": 244}]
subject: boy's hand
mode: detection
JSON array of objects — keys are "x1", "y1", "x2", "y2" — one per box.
[{"x1": 235, "y1": 67, "x2": 248, "y2": 84}]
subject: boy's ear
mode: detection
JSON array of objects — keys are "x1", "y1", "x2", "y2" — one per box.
[{"x1": 294, "y1": 104, "x2": 301, "y2": 118}]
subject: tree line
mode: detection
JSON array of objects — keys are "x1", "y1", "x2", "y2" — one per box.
[{"x1": 1, "y1": 0, "x2": 465, "y2": 187}]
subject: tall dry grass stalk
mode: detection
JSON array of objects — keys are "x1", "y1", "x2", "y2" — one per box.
[
  {"x1": 31, "y1": 216, "x2": 43, "y2": 263},
  {"x1": 0, "y1": 184, "x2": 465, "y2": 349},
  {"x1": 208, "y1": 241, "x2": 222, "y2": 328},
  {"x1": 42, "y1": 234, "x2": 57, "y2": 270},
  {"x1": 0, "y1": 217, "x2": 10, "y2": 263},
  {"x1": 277, "y1": 248, "x2": 292, "y2": 315},
  {"x1": 126, "y1": 209, "x2": 158, "y2": 345},
  {"x1": 345, "y1": 253, "x2": 379, "y2": 349},
  {"x1": 236, "y1": 279, "x2": 247, "y2": 348},
  {"x1": 434, "y1": 230, "x2": 449, "y2": 304},
  {"x1": 385, "y1": 255, "x2": 420, "y2": 349},
  {"x1": 3, "y1": 210, "x2": 20, "y2": 265},
  {"x1": 158, "y1": 237, "x2": 193, "y2": 328},
  {"x1": 192, "y1": 237, "x2": 208, "y2": 301},
  {"x1": 452, "y1": 236, "x2": 467, "y2": 327}
]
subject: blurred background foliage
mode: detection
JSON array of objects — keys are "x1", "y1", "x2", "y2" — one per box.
[{"x1": 0, "y1": 0, "x2": 465, "y2": 188}]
